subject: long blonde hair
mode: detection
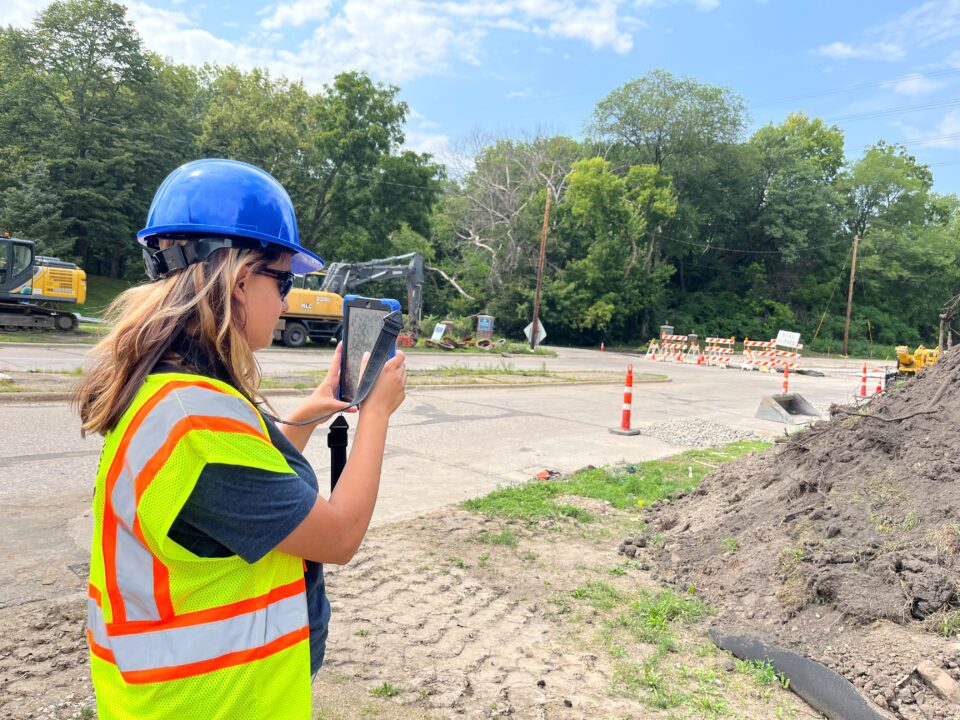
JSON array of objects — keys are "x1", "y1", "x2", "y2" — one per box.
[{"x1": 74, "y1": 242, "x2": 283, "y2": 436}]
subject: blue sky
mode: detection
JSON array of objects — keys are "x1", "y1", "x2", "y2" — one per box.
[{"x1": 7, "y1": 0, "x2": 960, "y2": 194}]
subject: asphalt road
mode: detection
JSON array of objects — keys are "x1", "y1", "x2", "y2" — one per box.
[{"x1": 0, "y1": 343, "x2": 871, "y2": 610}]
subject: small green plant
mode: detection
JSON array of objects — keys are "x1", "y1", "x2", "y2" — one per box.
[
  {"x1": 736, "y1": 658, "x2": 791, "y2": 689},
  {"x1": 471, "y1": 528, "x2": 520, "y2": 547},
  {"x1": 614, "y1": 589, "x2": 712, "y2": 650},
  {"x1": 355, "y1": 629, "x2": 369, "y2": 637},
  {"x1": 571, "y1": 581, "x2": 622, "y2": 610},
  {"x1": 720, "y1": 536, "x2": 739, "y2": 552},
  {"x1": 78, "y1": 708, "x2": 96, "y2": 720},
  {"x1": 477, "y1": 553, "x2": 490, "y2": 568},
  {"x1": 370, "y1": 682, "x2": 402, "y2": 698},
  {"x1": 449, "y1": 556, "x2": 468, "y2": 569},
  {"x1": 941, "y1": 609, "x2": 960, "y2": 637}
]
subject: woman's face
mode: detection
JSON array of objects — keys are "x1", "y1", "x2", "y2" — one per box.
[{"x1": 236, "y1": 253, "x2": 292, "y2": 351}]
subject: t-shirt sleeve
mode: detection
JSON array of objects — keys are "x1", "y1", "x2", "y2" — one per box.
[{"x1": 175, "y1": 462, "x2": 318, "y2": 564}]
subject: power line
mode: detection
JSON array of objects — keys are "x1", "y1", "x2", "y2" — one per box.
[
  {"x1": 753, "y1": 67, "x2": 960, "y2": 108},
  {"x1": 826, "y1": 97, "x2": 960, "y2": 123}
]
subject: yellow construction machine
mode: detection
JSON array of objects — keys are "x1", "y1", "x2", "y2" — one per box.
[
  {"x1": 0, "y1": 235, "x2": 87, "y2": 331},
  {"x1": 894, "y1": 344, "x2": 940, "y2": 376},
  {"x1": 274, "y1": 252, "x2": 423, "y2": 347}
]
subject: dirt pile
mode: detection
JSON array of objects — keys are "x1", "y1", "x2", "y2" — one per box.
[{"x1": 645, "y1": 350, "x2": 960, "y2": 718}]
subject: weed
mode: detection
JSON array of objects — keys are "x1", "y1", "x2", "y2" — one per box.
[
  {"x1": 521, "y1": 550, "x2": 538, "y2": 562},
  {"x1": 736, "y1": 659, "x2": 791, "y2": 689},
  {"x1": 370, "y1": 682, "x2": 402, "y2": 698},
  {"x1": 720, "y1": 536, "x2": 739, "y2": 552},
  {"x1": 78, "y1": 708, "x2": 95, "y2": 720},
  {"x1": 614, "y1": 589, "x2": 712, "y2": 650},
  {"x1": 941, "y1": 609, "x2": 960, "y2": 637},
  {"x1": 571, "y1": 581, "x2": 622, "y2": 610},
  {"x1": 355, "y1": 629, "x2": 369, "y2": 637},
  {"x1": 449, "y1": 556, "x2": 468, "y2": 570},
  {"x1": 470, "y1": 528, "x2": 520, "y2": 547},
  {"x1": 477, "y1": 553, "x2": 490, "y2": 568}
]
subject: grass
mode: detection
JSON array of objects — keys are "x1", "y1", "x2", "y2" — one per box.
[
  {"x1": 410, "y1": 361, "x2": 552, "y2": 377},
  {"x1": 75, "y1": 274, "x2": 135, "y2": 318},
  {"x1": 469, "y1": 528, "x2": 520, "y2": 547},
  {"x1": 462, "y1": 441, "x2": 770, "y2": 521},
  {"x1": 369, "y1": 682, "x2": 402, "y2": 698}
]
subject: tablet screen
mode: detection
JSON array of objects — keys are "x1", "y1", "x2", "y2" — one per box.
[{"x1": 341, "y1": 305, "x2": 390, "y2": 403}]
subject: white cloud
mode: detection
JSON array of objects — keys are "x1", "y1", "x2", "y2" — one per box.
[
  {"x1": 506, "y1": 88, "x2": 532, "y2": 99},
  {"x1": 694, "y1": 0, "x2": 720, "y2": 11},
  {"x1": 895, "y1": 110, "x2": 960, "y2": 149},
  {"x1": 404, "y1": 130, "x2": 453, "y2": 162},
  {"x1": 816, "y1": 41, "x2": 904, "y2": 61},
  {"x1": 260, "y1": 0, "x2": 333, "y2": 30},
  {"x1": 0, "y1": 0, "x2": 50, "y2": 27},
  {"x1": 893, "y1": 72, "x2": 948, "y2": 95},
  {"x1": 2, "y1": 0, "x2": 641, "y2": 87},
  {"x1": 817, "y1": 1, "x2": 960, "y2": 64}
]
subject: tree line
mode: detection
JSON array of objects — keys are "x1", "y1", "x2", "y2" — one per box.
[{"x1": 2, "y1": 0, "x2": 958, "y2": 354}]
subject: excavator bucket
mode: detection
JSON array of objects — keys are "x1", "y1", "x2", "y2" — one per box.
[{"x1": 755, "y1": 393, "x2": 820, "y2": 424}]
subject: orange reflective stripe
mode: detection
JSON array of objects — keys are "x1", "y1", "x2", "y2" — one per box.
[
  {"x1": 118, "y1": 626, "x2": 308, "y2": 685},
  {"x1": 106, "y1": 578, "x2": 306, "y2": 636},
  {"x1": 87, "y1": 628, "x2": 116, "y2": 664},
  {"x1": 102, "y1": 380, "x2": 224, "y2": 623},
  {"x1": 89, "y1": 584, "x2": 102, "y2": 607}
]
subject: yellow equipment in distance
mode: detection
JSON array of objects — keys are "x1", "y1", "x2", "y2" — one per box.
[
  {"x1": 0, "y1": 235, "x2": 87, "y2": 331},
  {"x1": 895, "y1": 344, "x2": 940, "y2": 376}
]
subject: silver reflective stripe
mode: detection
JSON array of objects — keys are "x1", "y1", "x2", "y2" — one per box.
[
  {"x1": 115, "y1": 525, "x2": 161, "y2": 621},
  {"x1": 87, "y1": 597, "x2": 109, "y2": 648},
  {"x1": 91, "y1": 592, "x2": 307, "y2": 673},
  {"x1": 107, "y1": 383, "x2": 264, "y2": 621}
]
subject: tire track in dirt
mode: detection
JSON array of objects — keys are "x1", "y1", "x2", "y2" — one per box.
[{"x1": 320, "y1": 509, "x2": 648, "y2": 718}]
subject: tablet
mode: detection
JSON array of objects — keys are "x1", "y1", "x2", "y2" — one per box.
[{"x1": 339, "y1": 295, "x2": 401, "y2": 403}]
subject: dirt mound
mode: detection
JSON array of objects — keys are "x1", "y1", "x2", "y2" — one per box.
[{"x1": 644, "y1": 350, "x2": 960, "y2": 718}]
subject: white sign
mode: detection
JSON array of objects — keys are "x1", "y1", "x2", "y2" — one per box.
[
  {"x1": 430, "y1": 323, "x2": 446, "y2": 342},
  {"x1": 523, "y1": 319, "x2": 547, "y2": 345},
  {"x1": 776, "y1": 330, "x2": 801, "y2": 348}
]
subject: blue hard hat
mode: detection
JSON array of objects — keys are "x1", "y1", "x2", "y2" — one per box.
[{"x1": 137, "y1": 159, "x2": 324, "y2": 274}]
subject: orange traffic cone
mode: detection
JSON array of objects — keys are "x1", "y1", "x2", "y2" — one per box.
[
  {"x1": 860, "y1": 363, "x2": 867, "y2": 398},
  {"x1": 782, "y1": 366, "x2": 789, "y2": 394}
]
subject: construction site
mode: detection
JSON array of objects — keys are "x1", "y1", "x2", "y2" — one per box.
[{"x1": 1, "y1": 325, "x2": 958, "y2": 719}]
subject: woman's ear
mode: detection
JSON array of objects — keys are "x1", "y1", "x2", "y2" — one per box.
[{"x1": 233, "y1": 264, "x2": 251, "y2": 307}]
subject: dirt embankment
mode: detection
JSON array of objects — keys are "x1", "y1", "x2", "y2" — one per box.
[{"x1": 646, "y1": 350, "x2": 960, "y2": 719}]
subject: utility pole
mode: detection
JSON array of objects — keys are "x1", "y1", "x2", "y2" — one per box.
[
  {"x1": 530, "y1": 190, "x2": 551, "y2": 350},
  {"x1": 842, "y1": 233, "x2": 861, "y2": 357}
]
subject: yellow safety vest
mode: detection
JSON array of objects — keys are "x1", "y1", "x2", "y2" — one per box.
[{"x1": 87, "y1": 372, "x2": 312, "y2": 719}]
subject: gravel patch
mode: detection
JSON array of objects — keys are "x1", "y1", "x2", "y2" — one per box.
[{"x1": 640, "y1": 418, "x2": 763, "y2": 448}]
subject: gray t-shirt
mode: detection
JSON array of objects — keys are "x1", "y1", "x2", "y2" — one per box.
[{"x1": 168, "y1": 413, "x2": 330, "y2": 675}]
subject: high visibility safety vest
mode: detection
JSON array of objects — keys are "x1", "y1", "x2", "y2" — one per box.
[{"x1": 87, "y1": 372, "x2": 312, "y2": 719}]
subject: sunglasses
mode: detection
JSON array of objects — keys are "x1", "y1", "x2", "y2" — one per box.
[{"x1": 255, "y1": 267, "x2": 295, "y2": 299}]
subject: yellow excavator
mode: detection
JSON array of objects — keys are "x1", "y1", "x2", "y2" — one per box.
[
  {"x1": 0, "y1": 235, "x2": 87, "y2": 331},
  {"x1": 274, "y1": 252, "x2": 423, "y2": 347}
]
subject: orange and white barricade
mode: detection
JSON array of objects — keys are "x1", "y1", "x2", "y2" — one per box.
[
  {"x1": 660, "y1": 334, "x2": 688, "y2": 363},
  {"x1": 741, "y1": 339, "x2": 777, "y2": 370},
  {"x1": 643, "y1": 340, "x2": 661, "y2": 361},
  {"x1": 703, "y1": 337, "x2": 735, "y2": 367}
]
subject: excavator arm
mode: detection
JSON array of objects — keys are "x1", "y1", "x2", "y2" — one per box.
[{"x1": 321, "y1": 252, "x2": 424, "y2": 339}]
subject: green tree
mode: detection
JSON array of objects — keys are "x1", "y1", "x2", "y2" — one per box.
[
  {"x1": 547, "y1": 158, "x2": 676, "y2": 341},
  {"x1": 0, "y1": 161, "x2": 71, "y2": 256}
]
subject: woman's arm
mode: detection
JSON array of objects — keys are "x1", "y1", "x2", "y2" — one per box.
[{"x1": 276, "y1": 351, "x2": 406, "y2": 564}]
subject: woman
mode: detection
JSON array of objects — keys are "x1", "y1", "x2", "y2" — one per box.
[{"x1": 74, "y1": 159, "x2": 406, "y2": 719}]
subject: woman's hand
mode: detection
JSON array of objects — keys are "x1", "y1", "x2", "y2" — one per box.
[
  {"x1": 359, "y1": 350, "x2": 406, "y2": 420},
  {"x1": 298, "y1": 342, "x2": 355, "y2": 423}
]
